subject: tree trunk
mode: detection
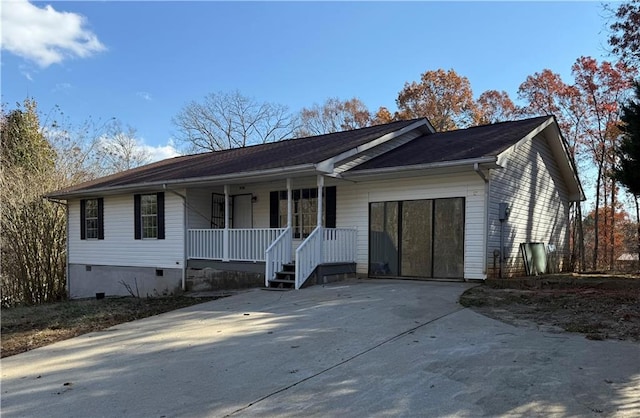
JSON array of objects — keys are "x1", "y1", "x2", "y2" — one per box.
[
  {"x1": 636, "y1": 195, "x2": 640, "y2": 273},
  {"x1": 603, "y1": 181, "x2": 609, "y2": 270},
  {"x1": 610, "y1": 180, "x2": 616, "y2": 270},
  {"x1": 592, "y1": 145, "x2": 606, "y2": 271},
  {"x1": 570, "y1": 204, "x2": 578, "y2": 271},
  {"x1": 578, "y1": 202, "x2": 585, "y2": 271}
]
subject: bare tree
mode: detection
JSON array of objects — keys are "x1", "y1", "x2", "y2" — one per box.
[
  {"x1": 295, "y1": 97, "x2": 372, "y2": 137},
  {"x1": 97, "y1": 122, "x2": 151, "y2": 173},
  {"x1": 172, "y1": 90, "x2": 297, "y2": 152}
]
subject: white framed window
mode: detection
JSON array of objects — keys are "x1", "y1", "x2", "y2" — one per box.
[
  {"x1": 80, "y1": 198, "x2": 104, "y2": 240},
  {"x1": 278, "y1": 189, "x2": 322, "y2": 238},
  {"x1": 84, "y1": 199, "x2": 99, "y2": 239},
  {"x1": 141, "y1": 194, "x2": 158, "y2": 239},
  {"x1": 134, "y1": 192, "x2": 165, "y2": 240},
  {"x1": 270, "y1": 187, "x2": 335, "y2": 236}
]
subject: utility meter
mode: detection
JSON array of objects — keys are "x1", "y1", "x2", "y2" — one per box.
[{"x1": 498, "y1": 203, "x2": 510, "y2": 221}]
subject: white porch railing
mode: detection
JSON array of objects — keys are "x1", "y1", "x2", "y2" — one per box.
[
  {"x1": 295, "y1": 227, "x2": 357, "y2": 289},
  {"x1": 188, "y1": 229, "x2": 224, "y2": 260},
  {"x1": 265, "y1": 227, "x2": 293, "y2": 286},
  {"x1": 229, "y1": 228, "x2": 286, "y2": 261},
  {"x1": 188, "y1": 228, "x2": 286, "y2": 262},
  {"x1": 188, "y1": 226, "x2": 356, "y2": 290},
  {"x1": 323, "y1": 228, "x2": 357, "y2": 263}
]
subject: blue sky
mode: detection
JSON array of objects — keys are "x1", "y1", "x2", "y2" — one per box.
[{"x1": 2, "y1": 1, "x2": 610, "y2": 160}]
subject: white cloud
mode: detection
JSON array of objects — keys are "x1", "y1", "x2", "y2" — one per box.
[
  {"x1": 136, "y1": 91, "x2": 153, "y2": 102},
  {"x1": 1, "y1": 0, "x2": 106, "y2": 67},
  {"x1": 52, "y1": 82, "x2": 72, "y2": 93},
  {"x1": 141, "y1": 141, "x2": 181, "y2": 162}
]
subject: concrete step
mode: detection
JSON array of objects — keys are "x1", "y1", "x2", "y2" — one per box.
[{"x1": 268, "y1": 278, "x2": 295, "y2": 289}]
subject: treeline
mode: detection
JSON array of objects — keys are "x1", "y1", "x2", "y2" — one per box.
[{"x1": 0, "y1": 100, "x2": 150, "y2": 306}]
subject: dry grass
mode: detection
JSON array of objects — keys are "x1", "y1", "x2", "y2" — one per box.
[
  {"x1": 1, "y1": 296, "x2": 222, "y2": 358},
  {"x1": 460, "y1": 274, "x2": 640, "y2": 341}
]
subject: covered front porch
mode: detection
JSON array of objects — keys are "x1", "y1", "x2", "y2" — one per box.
[{"x1": 184, "y1": 176, "x2": 356, "y2": 289}]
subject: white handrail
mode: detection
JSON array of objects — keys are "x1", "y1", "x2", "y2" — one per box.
[
  {"x1": 295, "y1": 226, "x2": 323, "y2": 289},
  {"x1": 265, "y1": 227, "x2": 292, "y2": 287},
  {"x1": 295, "y1": 227, "x2": 357, "y2": 289}
]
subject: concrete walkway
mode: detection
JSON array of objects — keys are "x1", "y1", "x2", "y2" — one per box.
[{"x1": 1, "y1": 279, "x2": 639, "y2": 417}]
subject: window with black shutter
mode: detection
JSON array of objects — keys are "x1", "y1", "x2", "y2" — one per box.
[
  {"x1": 80, "y1": 198, "x2": 104, "y2": 240},
  {"x1": 134, "y1": 192, "x2": 165, "y2": 240}
]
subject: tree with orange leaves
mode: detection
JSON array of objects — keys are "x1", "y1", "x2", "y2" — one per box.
[
  {"x1": 571, "y1": 56, "x2": 635, "y2": 270},
  {"x1": 396, "y1": 69, "x2": 479, "y2": 131},
  {"x1": 476, "y1": 90, "x2": 518, "y2": 124},
  {"x1": 295, "y1": 97, "x2": 372, "y2": 137}
]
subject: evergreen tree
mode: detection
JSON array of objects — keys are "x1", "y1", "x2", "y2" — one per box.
[{"x1": 613, "y1": 81, "x2": 640, "y2": 262}]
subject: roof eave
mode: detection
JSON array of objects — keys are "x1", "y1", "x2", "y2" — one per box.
[
  {"x1": 341, "y1": 157, "x2": 499, "y2": 180},
  {"x1": 46, "y1": 163, "x2": 319, "y2": 199}
]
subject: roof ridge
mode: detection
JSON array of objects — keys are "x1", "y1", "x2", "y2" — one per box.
[{"x1": 179, "y1": 118, "x2": 427, "y2": 158}]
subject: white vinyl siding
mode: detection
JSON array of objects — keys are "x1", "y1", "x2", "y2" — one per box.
[
  {"x1": 69, "y1": 192, "x2": 185, "y2": 269},
  {"x1": 181, "y1": 174, "x2": 487, "y2": 279},
  {"x1": 186, "y1": 188, "x2": 219, "y2": 230},
  {"x1": 488, "y1": 133, "x2": 570, "y2": 275},
  {"x1": 337, "y1": 173, "x2": 487, "y2": 280}
]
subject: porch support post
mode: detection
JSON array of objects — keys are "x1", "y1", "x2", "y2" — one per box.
[
  {"x1": 287, "y1": 178, "x2": 293, "y2": 230},
  {"x1": 223, "y1": 184, "x2": 230, "y2": 261},
  {"x1": 317, "y1": 175, "x2": 324, "y2": 227},
  {"x1": 317, "y1": 175, "x2": 324, "y2": 265}
]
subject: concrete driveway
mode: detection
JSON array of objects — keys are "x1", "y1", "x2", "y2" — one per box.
[{"x1": 1, "y1": 279, "x2": 639, "y2": 417}]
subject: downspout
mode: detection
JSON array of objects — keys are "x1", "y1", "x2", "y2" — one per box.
[
  {"x1": 47, "y1": 197, "x2": 70, "y2": 297},
  {"x1": 473, "y1": 163, "x2": 489, "y2": 280},
  {"x1": 164, "y1": 186, "x2": 188, "y2": 292}
]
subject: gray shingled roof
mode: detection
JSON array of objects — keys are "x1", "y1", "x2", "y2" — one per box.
[
  {"x1": 50, "y1": 119, "x2": 421, "y2": 196},
  {"x1": 351, "y1": 116, "x2": 551, "y2": 171}
]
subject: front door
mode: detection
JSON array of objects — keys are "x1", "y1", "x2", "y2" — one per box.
[
  {"x1": 369, "y1": 197, "x2": 464, "y2": 278},
  {"x1": 233, "y1": 194, "x2": 253, "y2": 228}
]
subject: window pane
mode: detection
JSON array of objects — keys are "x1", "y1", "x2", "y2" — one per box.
[
  {"x1": 278, "y1": 188, "x2": 323, "y2": 237},
  {"x1": 401, "y1": 200, "x2": 433, "y2": 277},
  {"x1": 84, "y1": 199, "x2": 99, "y2": 239},
  {"x1": 369, "y1": 202, "x2": 399, "y2": 276},
  {"x1": 433, "y1": 198, "x2": 465, "y2": 278},
  {"x1": 141, "y1": 194, "x2": 158, "y2": 238}
]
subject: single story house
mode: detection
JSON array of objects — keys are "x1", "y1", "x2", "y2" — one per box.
[{"x1": 47, "y1": 116, "x2": 584, "y2": 298}]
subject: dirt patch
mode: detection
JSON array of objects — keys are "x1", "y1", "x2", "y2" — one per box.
[
  {"x1": 460, "y1": 274, "x2": 640, "y2": 341},
  {"x1": 1, "y1": 295, "x2": 226, "y2": 358}
]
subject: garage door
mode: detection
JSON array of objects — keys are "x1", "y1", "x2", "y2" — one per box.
[{"x1": 369, "y1": 197, "x2": 464, "y2": 279}]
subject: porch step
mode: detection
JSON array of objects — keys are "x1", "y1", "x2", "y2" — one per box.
[
  {"x1": 268, "y1": 264, "x2": 296, "y2": 289},
  {"x1": 281, "y1": 263, "x2": 295, "y2": 272}
]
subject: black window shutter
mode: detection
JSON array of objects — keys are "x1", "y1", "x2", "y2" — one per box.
[
  {"x1": 157, "y1": 192, "x2": 165, "y2": 240},
  {"x1": 269, "y1": 191, "x2": 279, "y2": 228},
  {"x1": 134, "y1": 194, "x2": 141, "y2": 240},
  {"x1": 80, "y1": 199, "x2": 86, "y2": 240},
  {"x1": 325, "y1": 186, "x2": 337, "y2": 228},
  {"x1": 97, "y1": 198, "x2": 105, "y2": 240}
]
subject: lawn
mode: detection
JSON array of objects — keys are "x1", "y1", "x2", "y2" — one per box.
[
  {"x1": 3, "y1": 275, "x2": 639, "y2": 358},
  {"x1": 460, "y1": 274, "x2": 640, "y2": 341},
  {"x1": 1, "y1": 295, "x2": 222, "y2": 358}
]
